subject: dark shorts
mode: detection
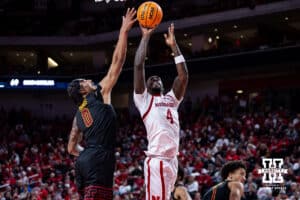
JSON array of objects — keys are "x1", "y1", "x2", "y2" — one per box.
[
  {"x1": 75, "y1": 146, "x2": 115, "y2": 199},
  {"x1": 83, "y1": 185, "x2": 113, "y2": 200}
]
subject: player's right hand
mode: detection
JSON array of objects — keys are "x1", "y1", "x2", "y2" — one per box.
[{"x1": 140, "y1": 24, "x2": 156, "y2": 38}]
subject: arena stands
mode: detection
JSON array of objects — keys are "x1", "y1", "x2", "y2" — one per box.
[
  {"x1": 0, "y1": 0, "x2": 300, "y2": 199},
  {"x1": 0, "y1": 94, "x2": 299, "y2": 199}
]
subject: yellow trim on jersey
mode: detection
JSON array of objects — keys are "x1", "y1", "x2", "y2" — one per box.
[{"x1": 79, "y1": 98, "x2": 87, "y2": 111}]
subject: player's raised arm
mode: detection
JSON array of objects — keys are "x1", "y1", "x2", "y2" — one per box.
[
  {"x1": 100, "y1": 8, "x2": 136, "y2": 103},
  {"x1": 134, "y1": 25, "x2": 156, "y2": 94},
  {"x1": 164, "y1": 23, "x2": 188, "y2": 100}
]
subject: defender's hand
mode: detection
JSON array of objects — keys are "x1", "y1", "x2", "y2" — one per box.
[{"x1": 120, "y1": 8, "x2": 137, "y2": 33}]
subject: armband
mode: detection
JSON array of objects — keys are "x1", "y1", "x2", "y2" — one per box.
[
  {"x1": 76, "y1": 144, "x2": 84, "y2": 152},
  {"x1": 174, "y1": 55, "x2": 185, "y2": 64}
]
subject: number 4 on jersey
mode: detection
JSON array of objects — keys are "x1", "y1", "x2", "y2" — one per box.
[{"x1": 166, "y1": 109, "x2": 174, "y2": 124}]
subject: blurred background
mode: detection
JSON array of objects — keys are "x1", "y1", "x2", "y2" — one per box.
[{"x1": 0, "y1": 0, "x2": 299, "y2": 199}]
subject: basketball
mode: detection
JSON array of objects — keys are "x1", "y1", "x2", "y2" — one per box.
[{"x1": 137, "y1": 1, "x2": 163, "y2": 28}]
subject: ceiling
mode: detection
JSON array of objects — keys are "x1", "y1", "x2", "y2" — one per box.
[{"x1": 0, "y1": 0, "x2": 299, "y2": 77}]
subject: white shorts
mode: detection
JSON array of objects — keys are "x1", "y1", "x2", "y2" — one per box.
[{"x1": 144, "y1": 156, "x2": 178, "y2": 200}]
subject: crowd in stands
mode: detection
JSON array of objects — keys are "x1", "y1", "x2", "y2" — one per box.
[{"x1": 0, "y1": 93, "x2": 299, "y2": 200}]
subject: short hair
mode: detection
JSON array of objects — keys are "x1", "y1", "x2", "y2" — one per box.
[
  {"x1": 221, "y1": 161, "x2": 246, "y2": 180},
  {"x1": 177, "y1": 166, "x2": 184, "y2": 180},
  {"x1": 67, "y1": 79, "x2": 83, "y2": 106}
]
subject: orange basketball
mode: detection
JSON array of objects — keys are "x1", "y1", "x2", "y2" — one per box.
[{"x1": 137, "y1": 1, "x2": 163, "y2": 28}]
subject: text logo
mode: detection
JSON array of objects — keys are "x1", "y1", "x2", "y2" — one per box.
[{"x1": 258, "y1": 158, "x2": 288, "y2": 183}]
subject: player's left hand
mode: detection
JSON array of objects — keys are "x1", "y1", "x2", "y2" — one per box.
[
  {"x1": 121, "y1": 8, "x2": 137, "y2": 33},
  {"x1": 164, "y1": 23, "x2": 176, "y2": 47}
]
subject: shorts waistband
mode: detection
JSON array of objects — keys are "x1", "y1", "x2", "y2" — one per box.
[
  {"x1": 146, "y1": 154, "x2": 177, "y2": 160},
  {"x1": 87, "y1": 144, "x2": 113, "y2": 151}
]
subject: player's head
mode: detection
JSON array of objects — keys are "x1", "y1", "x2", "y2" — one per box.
[
  {"x1": 221, "y1": 161, "x2": 246, "y2": 183},
  {"x1": 67, "y1": 79, "x2": 97, "y2": 106},
  {"x1": 146, "y1": 75, "x2": 164, "y2": 95}
]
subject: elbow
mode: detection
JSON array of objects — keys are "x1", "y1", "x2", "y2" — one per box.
[
  {"x1": 111, "y1": 60, "x2": 125, "y2": 71},
  {"x1": 185, "y1": 72, "x2": 189, "y2": 80},
  {"x1": 113, "y1": 57, "x2": 125, "y2": 66},
  {"x1": 179, "y1": 74, "x2": 189, "y2": 84},
  {"x1": 67, "y1": 146, "x2": 73, "y2": 155},
  {"x1": 134, "y1": 64, "x2": 142, "y2": 70},
  {"x1": 112, "y1": 52, "x2": 126, "y2": 66},
  {"x1": 134, "y1": 61, "x2": 144, "y2": 69},
  {"x1": 67, "y1": 142, "x2": 75, "y2": 155}
]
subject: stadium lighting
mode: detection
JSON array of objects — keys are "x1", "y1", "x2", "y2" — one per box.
[
  {"x1": 10, "y1": 79, "x2": 19, "y2": 87},
  {"x1": 48, "y1": 57, "x2": 58, "y2": 68}
]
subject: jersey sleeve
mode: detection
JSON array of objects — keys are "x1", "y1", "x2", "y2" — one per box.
[
  {"x1": 95, "y1": 84, "x2": 104, "y2": 102},
  {"x1": 133, "y1": 89, "x2": 149, "y2": 114},
  {"x1": 166, "y1": 89, "x2": 183, "y2": 109}
]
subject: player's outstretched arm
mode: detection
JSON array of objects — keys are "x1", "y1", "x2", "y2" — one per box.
[
  {"x1": 100, "y1": 8, "x2": 136, "y2": 104},
  {"x1": 68, "y1": 117, "x2": 84, "y2": 156},
  {"x1": 134, "y1": 25, "x2": 156, "y2": 94},
  {"x1": 164, "y1": 23, "x2": 188, "y2": 100}
]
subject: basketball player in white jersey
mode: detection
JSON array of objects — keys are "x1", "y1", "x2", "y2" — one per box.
[{"x1": 133, "y1": 23, "x2": 188, "y2": 200}]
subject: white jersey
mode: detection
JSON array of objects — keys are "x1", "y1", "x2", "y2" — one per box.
[{"x1": 134, "y1": 89, "x2": 182, "y2": 158}]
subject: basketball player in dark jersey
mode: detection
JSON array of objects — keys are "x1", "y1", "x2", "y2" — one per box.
[
  {"x1": 66, "y1": 8, "x2": 136, "y2": 200},
  {"x1": 171, "y1": 167, "x2": 192, "y2": 200},
  {"x1": 203, "y1": 161, "x2": 246, "y2": 200}
]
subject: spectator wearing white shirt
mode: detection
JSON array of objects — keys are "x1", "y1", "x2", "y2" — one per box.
[{"x1": 186, "y1": 175, "x2": 199, "y2": 199}]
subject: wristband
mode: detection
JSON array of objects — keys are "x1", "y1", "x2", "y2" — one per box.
[
  {"x1": 174, "y1": 55, "x2": 185, "y2": 64},
  {"x1": 76, "y1": 144, "x2": 84, "y2": 152}
]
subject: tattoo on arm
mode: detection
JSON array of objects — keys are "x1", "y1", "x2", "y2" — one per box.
[{"x1": 68, "y1": 117, "x2": 81, "y2": 156}]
